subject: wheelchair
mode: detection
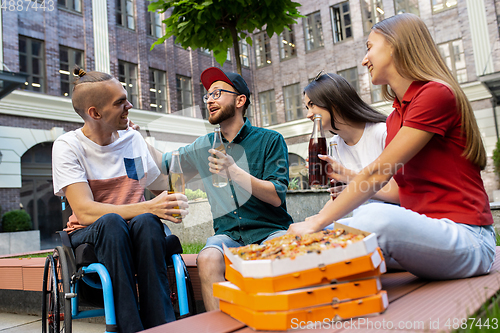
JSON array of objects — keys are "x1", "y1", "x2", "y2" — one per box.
[{"x1": 41, "y1": 225, "x2": 197, "y2": 333}]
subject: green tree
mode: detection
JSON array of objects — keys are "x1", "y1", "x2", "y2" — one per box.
[{"x1": 149, "y1": 0, "x2": 302, "y2": 74}]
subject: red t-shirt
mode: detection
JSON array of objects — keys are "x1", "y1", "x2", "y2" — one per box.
[{"x1": 386, "y1": 81, "x2": 493, "y2": 226}]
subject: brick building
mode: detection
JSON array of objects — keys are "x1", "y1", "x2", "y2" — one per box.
[
  {"x1": 1, "y1": 0, "x2": 500, "y2": 248},
  {"x1": 253, "y1": 0, "x2": 500, "y2": 192},
  {"x1": 0, "y1": 0, "x2": 255, "y2": 248}
]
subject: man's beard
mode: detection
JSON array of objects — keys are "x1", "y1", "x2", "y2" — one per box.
[{"x1": 208, "y1": 100, "x2": 236, "y2": 125}]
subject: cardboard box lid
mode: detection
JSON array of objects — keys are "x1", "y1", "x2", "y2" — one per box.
[
  {"x1": 214, "y1": 277, "x2": 382, "y2": 311},
  {"x1": 225, "y1": 248, "x2": 384, "y2": 294},
  {"x1": 219, "y1": 290, "x2": 389, "y2": 331},
  {"x1": 224, "y1": 222, "x2": 378, "y2": 278}
]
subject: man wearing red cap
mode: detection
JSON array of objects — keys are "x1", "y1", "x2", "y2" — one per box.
[{"x1": 163, "y1": 67, "x2": 293, "y2": 310}]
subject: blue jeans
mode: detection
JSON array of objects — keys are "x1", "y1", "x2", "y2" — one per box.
[
  {"x1": 201, "y1": 230, "x2": 287, "y2": 254},
  {"x1": 328, "y1": 202, "x2": 496, "y2": 280},
  {"x1": 69, "y1": 213, "x2": 175, "y2": 333}
]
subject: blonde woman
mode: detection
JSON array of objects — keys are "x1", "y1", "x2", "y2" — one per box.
[{"x1": 289, "y1": 13, "x2": 496, "y2": 280}]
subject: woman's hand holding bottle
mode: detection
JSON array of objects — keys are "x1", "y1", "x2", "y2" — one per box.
[{"x1": 318, "y1": 154, "x2": 357, "y2": 199}]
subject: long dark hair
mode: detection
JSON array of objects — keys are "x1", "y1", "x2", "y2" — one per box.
[{"x1": 304, "y1": 73, "x2": 386, "y2": 132}]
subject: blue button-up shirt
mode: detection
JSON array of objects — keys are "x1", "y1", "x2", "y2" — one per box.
[{"x1": 163, "y1": 119, "x2": 293, "y2": 244}]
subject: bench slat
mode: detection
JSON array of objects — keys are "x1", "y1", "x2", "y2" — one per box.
[{"x1": 141, "y1": 311, "x2": 245, "y2": 333}]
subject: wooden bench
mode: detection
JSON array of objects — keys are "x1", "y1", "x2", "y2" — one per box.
[{"x1": 142, "y1": 247, "x2": 500, "y2": 333}]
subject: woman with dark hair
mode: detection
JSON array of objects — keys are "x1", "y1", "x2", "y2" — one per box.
[
  {"x1": 289, "y1": 13, "x2": 495, "y2": 280},
  {"x1": 304, "y1": 72, "x2": 394, "y2": 201}
]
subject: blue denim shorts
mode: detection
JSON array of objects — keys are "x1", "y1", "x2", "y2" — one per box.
[{"x1": 201, "y1": 230, "x2": 287, "y2": 255}]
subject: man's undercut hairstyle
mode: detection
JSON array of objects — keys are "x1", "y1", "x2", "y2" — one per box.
[{"x1": 72, "y1": 66, "x2": 114, "y2": 117}]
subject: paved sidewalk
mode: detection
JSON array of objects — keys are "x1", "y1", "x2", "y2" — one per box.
[{"x1": 0, "y1": 312, "x2": 105, "y2": 332}]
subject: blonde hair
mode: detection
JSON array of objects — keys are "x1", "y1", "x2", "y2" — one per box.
[{"x1": 373, "y1": 13, "x2": 486, "y2": 169}]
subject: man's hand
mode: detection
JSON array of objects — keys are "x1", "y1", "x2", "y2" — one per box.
[
  {"x1": 208, "y1": 148, "x2": 237, "y2": 179},
  {"x1": 147, "y1": 191, "x2": 189, "y2": 223}
]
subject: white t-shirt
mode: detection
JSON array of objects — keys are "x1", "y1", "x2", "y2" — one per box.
[
  {"x1": 52, "y1": 128, "x2": 160, "y2": 231},
  {"x1": 329, "y1": 122, "x2": 387, "y2": 172}
]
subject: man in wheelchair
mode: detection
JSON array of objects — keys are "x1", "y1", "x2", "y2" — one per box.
[{"x1": 51, "y1": 66, "x2": 188, "y2": 332}]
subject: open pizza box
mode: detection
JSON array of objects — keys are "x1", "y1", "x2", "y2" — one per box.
[
  {"x1": 223, "y1": 222, "x2": 378, "y2": 279},
  {"x1": 214, "y1": 277, "x2": 382, "y2": 312},
  {"x1": 219, "y1": 290, "x2": 389, "y2": 331},
  {"x1": 225, "y1": 248, "x2": 385, "y2": 294}
]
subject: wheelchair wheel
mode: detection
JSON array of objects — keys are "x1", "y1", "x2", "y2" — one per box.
[
  {"x1": 42, "y1": 247, "x2": 72, "y2": 333},
  {"x1": 182, "y1": 261, "x2": 197, "y2": 317},
  {"x1": 167, "y1": 257, "x2": 197, "y2": 319}
]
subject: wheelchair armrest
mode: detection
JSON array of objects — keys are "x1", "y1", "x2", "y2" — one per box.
[
  {"x1": 165, "y1": 234, "x2": 183, "y2": 256},
  {"x1": 58, "y1": 230, "x2": 73, "y2": 248},
  {"x1": 75, "y1": 244, "x2": 99, "y2": 268}
]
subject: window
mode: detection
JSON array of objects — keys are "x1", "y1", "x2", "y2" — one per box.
[
  {"x1": 279, "y1": 25, "x2": 296, "y2": 60},
  {"x1": 19, "y1": 36, "x2": 45, "y2": 93},
  {"x1": 58, "y1": 0, "x2": 81, "y2": 12},
  {"x1": 116, "y1": 0, "x2": 135, "y2": 30},
  {"x1": 338, "y1": 67, "x2": 359, "y2": 92},
  {"x1": 118, "y1": 61, "x2": 139, "y2": 107},
  {"x1": 59, "y1": 46, "x2": 84, "y2": 97},
  {"x1": 283, "y1": 83, "x2": 302, "y2": 122},
  {"x1": 239, "y1": 40, "x2": 250, "y2": 67},
  {"x1": 394, "y1": 0, "x2": 419, "y2": 15},
  {"x1": 176, "y1": 75, "x2": 193, "y2": 116},
  {"x1": 432, "y1": 0, "x2": 457, "y2": 13},
  {"x1": 361, "y1": 0, "x2": 384, "y2": 35},
  {"x1": 200, "y1": 83, "x2": 208, "y2": 119},
  {"x1": 370, "y1": 82, "x2": 383, "y2": 103},
  {"x1": 438, "y1": 39, "x2": 467, "y2": 83},
  {"x1": 259, "y1": 90, "x2": 277, "y2": 126},
  {"x1": 149, "y1": 69, "x2": 167, "y2": 112},
  {"x1": 146, "y1": 6, "x2": 162, "y2": 37},
  {"x1": 245, "y1": 104, "x2": 254, "y2": 125},
  {"x1": 303, "y1": 11, "x2": 324, "y2": 51},
  {"x1": 21, "y1": 142, "x2": 66, "y2": 249},
  {"x1": 199, "y1": 48, "x2": 211, "y2": 55},
  {"x1": 289, "y1": 153, "x2": 308, "y2": 190},
  {"x1": 254, "y1": 32, "x2": 272, "y2": 67},
  {"x1": 330, "y1": 2, "x2": 352, "y2": 43}
]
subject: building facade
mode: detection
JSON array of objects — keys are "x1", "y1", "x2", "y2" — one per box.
[
  {"x1": 0, "y1": 0, "x2": 500, "y2": 248},
  {"x1": 250, "y1": 0, "x2": 500, "y2": 193},
  {"x1": 0, "y1": 0, "x2": 255, "y2": 248}
]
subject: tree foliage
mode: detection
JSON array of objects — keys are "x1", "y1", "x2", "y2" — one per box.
[{"x1": 148, "y1": 0, "x2": 302, "y2": 74}]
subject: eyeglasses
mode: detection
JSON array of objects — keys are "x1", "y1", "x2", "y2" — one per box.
[
  {"x1": 314, "y1": 70, "x2": 336, "y2": 82},
  {"x1": 203, "y1": 89, "x2": 240, "y2": 103}
]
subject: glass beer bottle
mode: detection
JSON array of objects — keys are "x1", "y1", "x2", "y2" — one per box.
[
  {"x1": 309, "y1": 114, "x2": 328, "y2": 189},
  {"x1": 168, "y1": 150, "x2": 185, "y2": 219},
  {"x1": 212, "y1": 127, "x2": 228, "y2": 188},
  {"x1": 329, "y1": 141, "x2": 345, "y2": 189}
]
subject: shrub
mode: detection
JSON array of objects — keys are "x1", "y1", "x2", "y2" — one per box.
[
  {"x1": 288, "y1": 177, "x2": 299, "y2": 190},
  {"x1": 1, "y1": 210, "x2": 32, "y2": 232},
  {"x1": 493, "y1": 140, "x2": 500, "y2": 178},
  {"x1": 185, "y1": 189, "x2": 207, "y2": 201}
]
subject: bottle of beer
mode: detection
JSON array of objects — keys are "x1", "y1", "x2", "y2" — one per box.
[
  {"x1": 168, "y1": 150, "x2": 185, "y2": 219},
  {"x1": 309, "y1": 114, "x2": 327, "y2": 189},
  {"x1": 212, "y1": 127, "x2": 228, "y2": 188}
]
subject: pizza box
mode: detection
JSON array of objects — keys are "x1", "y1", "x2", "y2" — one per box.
[
  {"x1": 338, "y1": 259, "x2": 386, "y2": 282},
  {"x1": 223, "y1": 222, "x2": 378, "y2": 278},
  {"x1": 214, "y1": 277, "x2": 382, "y2": 311},
  {"x1": 219, "y1": 290, "x2": 389, "y2": 331},
  {"x1": 225, "y1": 248, "x2": 384, "y2": 294}
]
